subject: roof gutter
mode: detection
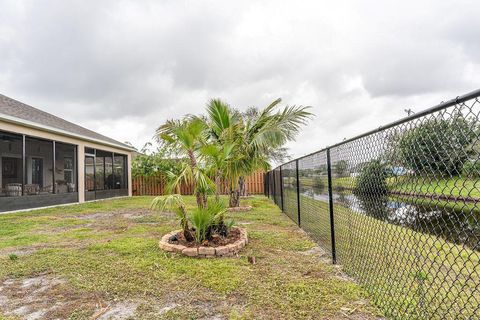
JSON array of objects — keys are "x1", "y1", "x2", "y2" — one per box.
[{"x1": 0, "y1": 113, "x2": 137, "y2": 152}]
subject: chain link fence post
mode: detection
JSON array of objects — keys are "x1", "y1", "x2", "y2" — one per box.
[
  {"x1": 272, "y1": 170, "x2": 276, "y2": 203},
  {"x1": 326, "y1": 148, "x2": 337, "y2": 264},
  {"x1": 295, "y1": 159, "x2": 301, "y2": 226},
  {"x1": 279, "y1": 166, "x2": 284, "y2": 212}
]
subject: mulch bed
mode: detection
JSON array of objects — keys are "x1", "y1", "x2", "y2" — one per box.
[{"x1": 170, "y1": 228, "x2": 242, "y2": 248}]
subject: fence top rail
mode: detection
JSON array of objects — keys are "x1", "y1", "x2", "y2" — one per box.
[{"x1": 272, "y1": 88, "x2": 480, "y2": 171}]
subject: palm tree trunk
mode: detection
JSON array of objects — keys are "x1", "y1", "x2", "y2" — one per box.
[
  {"x1": 228, "y1": 177, "x2": 246, "y2": 207},
  {"x1": 238, "y1": 176, "x2": 247, "y2": 196},
  {"x1": 228, "y1": 176, "x2": 241, "y2": 207},
  {"x1": 215, "y1": 171, "x2": 221, "y2": 202},
  {"x1": 195, "y1": 192, "x2": 205, "y2": 208},
  {"x1": 179, "y1": 204, "x2": 194, "y2": 242},
  {"x1": 229, "y1": 189, "x2": 240, "y2": 207},
  {"x1": 187, "y1": 149, "x2": 206, "y2": 209}
]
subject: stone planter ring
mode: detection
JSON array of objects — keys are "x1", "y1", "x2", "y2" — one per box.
[{"x1": 159, "y1": 227, "x2": 248, "y2": 258}]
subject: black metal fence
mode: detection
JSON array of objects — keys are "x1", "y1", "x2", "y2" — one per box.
[{"x1": 265, "y1": 89, "x2": 480, "y2": 319}]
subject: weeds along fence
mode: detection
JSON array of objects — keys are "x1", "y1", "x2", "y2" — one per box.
[
  {"x1": 133, "y1": 171, "x2": 265, "y2": 196},
  {"x1": 265, "y1": 89, "x2": 480, "y2": 319}
]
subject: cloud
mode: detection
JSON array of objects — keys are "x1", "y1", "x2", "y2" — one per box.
[{"x1": 0, "y1": 0, "x2": 479, "y2": 160}]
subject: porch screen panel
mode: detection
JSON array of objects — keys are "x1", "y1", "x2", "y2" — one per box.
[
  {"x1": 55, "y1": 143, "x2": 77, "y2": 193},
  {"x1": 114, "y1": 154, "x2": 127, "y2": 189},
  {"x1": 25, "y1": 136, "x2": 53, "y2": 195},
  {"x1": 85, "y1": 156, "x2": 95, "y2": 191},
  {"x1": 0, "y1": 131, "x2": 23, "y2": 198}
]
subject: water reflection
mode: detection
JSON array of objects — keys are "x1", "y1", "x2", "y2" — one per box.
[{"x1": 302, "y1": 188, "x2": 480, "y2": 251}]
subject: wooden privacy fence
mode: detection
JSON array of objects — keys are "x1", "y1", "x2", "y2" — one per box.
[{"x1": 132, "y1": 171, "x2": 265, "y2": 196}]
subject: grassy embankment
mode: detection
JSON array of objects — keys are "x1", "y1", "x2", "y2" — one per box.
[
  {"x1": 298, "y1": 175, "x2": 480, "y2": 213},
  {"x1": 282, "y1": 189, "x2": 480, "y2": 320}
]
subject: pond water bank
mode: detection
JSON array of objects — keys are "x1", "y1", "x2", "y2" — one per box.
[{"x1": 299, "y1": 186, "x2": 480, "y2": 250}]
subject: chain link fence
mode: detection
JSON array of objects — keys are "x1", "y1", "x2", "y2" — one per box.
[{"x1": 265, "y1": 89, "x2": 480, "y2": 319}]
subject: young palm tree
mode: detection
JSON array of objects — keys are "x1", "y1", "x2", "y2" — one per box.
[
  {"x1": 155, "y1": 117, "x2": 213, "y2": 209},
  {"x1": 201, "y1": 142, "x2": 234, "y2": 201},
  {"x1": 204, "y1": 98, "x2": 313, "y2": 207}
]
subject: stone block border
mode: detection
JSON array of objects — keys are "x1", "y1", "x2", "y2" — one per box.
[{"x1": 159, "y1": 227, "x2": 248, "y2": 258}]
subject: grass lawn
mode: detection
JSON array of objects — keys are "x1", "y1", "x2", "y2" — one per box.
[{"x1": 0, "y1": 196, "x2": 382, "y2": 320}]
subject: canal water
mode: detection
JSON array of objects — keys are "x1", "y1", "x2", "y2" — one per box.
[{"x1": 300, "y1": 186, "x2": 480, "y2": 251}]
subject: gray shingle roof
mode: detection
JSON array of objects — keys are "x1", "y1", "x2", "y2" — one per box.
[{"x1": 0, "y1": 94, "x2": 133, "y2": 150}]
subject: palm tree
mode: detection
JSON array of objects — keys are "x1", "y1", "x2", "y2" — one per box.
[
  {"x1": 204, "y1": 98, "x2": 312, "y2": 207},
  {"x1": 201, "y1": 143, "x2": 234, "y2": 201},
  {"x1": 155, "y1": 117, "x2": 213, "y2": 209}
]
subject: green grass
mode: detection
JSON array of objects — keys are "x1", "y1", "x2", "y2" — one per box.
[
  {"x1": 328, "y1": 175, "x2": 480, "y2": 200},
  {"x1": 0, "y1": 196, "x2": 381, "y2": 319},
  {"x1": 389, "y1": 176, "x2": 480, "y2": 199},
  {"x1": 284, "y1": 190, "x2": 480, "y2": 320}
]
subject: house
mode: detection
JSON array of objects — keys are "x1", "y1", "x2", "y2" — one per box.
[{"x1": 0, "y1": 94, "x2": 136, "y2": 213}]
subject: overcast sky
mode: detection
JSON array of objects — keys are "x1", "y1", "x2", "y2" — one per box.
[{"x1": 1, "y1": 0, "x2": 479, "y2": 160}]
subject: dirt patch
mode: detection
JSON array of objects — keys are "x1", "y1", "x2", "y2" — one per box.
[
  {"x1": 302, "y1": 270, "x2": 328, "y2": 279},
  {"x1": 73, "y1": 209, "x2": 153, "y2": 220},
  {"x1": 299, "y1": 246, "x2": 358, "y2": 281},
  {"x1": 301, "y1": 246, "x2": 328, "y2": 256},
  {"x1": 75, "y1": 212, "x2": 116, "y2": 220},
  {"x1": 0, "y1": 247, "x2": 39, "y2": 258},
  {"x1": 172, "y1": 228, "x2": 242, "y2": 248},
  {"x1": 227, "y1": 206, "x2": 252, "y2": 212},
  {"x1": 0, "y1": 274, "x2": 190, "y2": 319},
  {"x1": 121, "y1": 212, "x2": 146, "y2": 219},
  {"x1": 95, "y1": 301, "x2": 139, "y2": 319},
  {"x1": 0, "y1": 273, "x2": 101, "y2": 319},
  {"x1": 301, "y1": 246, "x2": 332, "y2": 263}
]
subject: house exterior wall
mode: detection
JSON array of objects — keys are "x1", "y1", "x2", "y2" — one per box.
[{"x1": 0, "y1": 119, "x2": 133, "y2": 209}]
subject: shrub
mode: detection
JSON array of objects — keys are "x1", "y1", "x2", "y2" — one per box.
[
  {"x1": 462, "y1": 160, "x2": 480, "y2": 178},
  {"x1": 353, "y1": 160, "x2": 389, "y2": 196},
  {"x1": 189, "y1": 200, "x2": 228, "y2": 243},
  {"x1": 312, "y1": 176, "x2": 326, "y2": 191},
  {"x1": 151, "y1": 195, "x2": 234, "y2": 244},
  {"x1": 132, "y1": 146, "x2": 184, "y2": 178},
  {"x1": 334, "y1": 160, "x2": 349, "y2": 177},
  {"x1": 396, "y1": 112, "x2": 476, "y2": 176}
]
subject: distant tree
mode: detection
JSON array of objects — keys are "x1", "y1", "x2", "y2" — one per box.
[
  {"x1": 312, "y1": 176, "x2": 326, "y2": 191},
  {"x1": 131, "y1": 144, "x2": 184, "y2": 178},
  {"x1": 333, "y1": 160, "x2": 349, "y2": 177},
  {"x1": 353, "y1": 160, "x2": 389, "y2": 196},
  {"x1": 396, "y1": 112, "x2": 476, "y2": 176},
  {"x1": 462, "y1": 160, "x2": 480, "y2": 178}
]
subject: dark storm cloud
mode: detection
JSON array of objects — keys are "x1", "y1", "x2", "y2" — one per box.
[{"x1": 0, "y1": 0, "x2": 479, "y2": 156}]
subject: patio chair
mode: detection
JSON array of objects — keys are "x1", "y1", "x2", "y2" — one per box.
[{"x1": 24, "y1": 184, "x2": 40, "y2": 195}]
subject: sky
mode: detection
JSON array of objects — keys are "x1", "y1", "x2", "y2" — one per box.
[{"x1": 0, "y1": 0, "x2": 479, "y2": 161}]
